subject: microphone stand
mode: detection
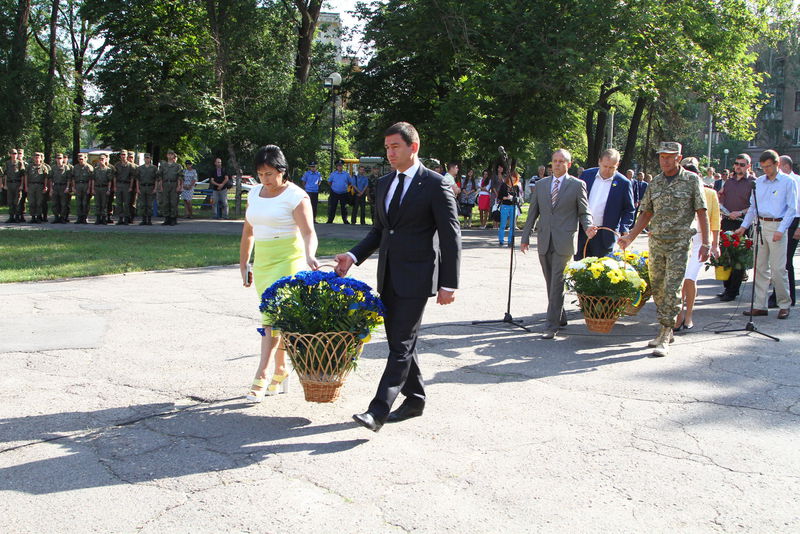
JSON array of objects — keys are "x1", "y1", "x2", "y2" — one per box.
[
  {"x1": 472, "y1": 146, "x2": 531, "y2": 332},
  {"x1": 715, "y1": 179, "x2": 779, "y2": 341}
]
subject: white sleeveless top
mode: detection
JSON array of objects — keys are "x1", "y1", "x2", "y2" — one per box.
[{"x1": 245, "y1": 182, "x2": 307, "y2": 240}]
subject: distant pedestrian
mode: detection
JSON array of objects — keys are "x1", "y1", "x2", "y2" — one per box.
[
  {"x1": 300, "y1": 161, "x2": 321, "y2": 218},
  {"x1": 458, "y1": 169, "x2": 479, "y2": 228},
  {"x1": 497, "y1": 170, "x2": 521, "y2": 247},
  {"x1": 92, "y1": 154, "x2": 114, "y2": 225},
  {"x1": 181, "y1": 160, "x2": 198, "y2": 218},
  {"x1": 326, "y1": 159, "x2": 350, "y2": 224},
  {"x1": 210, "y1": 157, "x2": 230, "y2": 220},
  {"x1": 477, "y1": 170, "x2": 492, "y2": 228},
  {"x1": 136, "y1": 153, "x2": 158, "y2": 225},
  {"x1": 157, "y1": 150, "x2": 183, "y2": 226},
  {"x1": 24, "y1": 152, "x2": 50, "y2": 224},
  {"x1": 351, "y1": 165, "x2": 369, "y2": 224}
]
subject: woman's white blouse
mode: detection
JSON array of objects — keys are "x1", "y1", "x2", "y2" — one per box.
[{"x1": 245, "y1": 183, "x2": 307, "y2": 240}]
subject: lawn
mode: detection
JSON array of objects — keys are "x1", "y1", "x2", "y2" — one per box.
[{"x1": 0, "y1": 229, "x2": 356, "y2": 283}]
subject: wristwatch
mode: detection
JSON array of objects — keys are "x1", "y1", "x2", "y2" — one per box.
[{"x1": 700, "y1": 243, "x2": 711, "y2": 249}]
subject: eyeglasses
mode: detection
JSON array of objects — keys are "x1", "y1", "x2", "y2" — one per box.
[{"x1": 733, "y1": 161, "x2": 748, "y2": 167}]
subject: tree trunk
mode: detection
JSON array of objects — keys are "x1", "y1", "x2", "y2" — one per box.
[
  {"x1": 619, "y1": 94, "x2": 647, "y2": 173},
  {"x1": 8, "y1": 0, "x2": 31, "y2": 140},
  {"x1": 294, "y1": 0, "x2": 323, "y2": 84},
  {"x1": 642, "y1": 101, "x2": 655, "y2": 175},
  {"x1": 72, "y1": 61, "x2": 84, "y2": 163},
  {"x1": 43, "y1": 0, "x2": 59, "y2": 162},
  {"x1": 590, "y1": 109, "x2": 608, "y2": 167},
  {"x1": 585, "y1": 107, "x2": 595, "y2": 163}
]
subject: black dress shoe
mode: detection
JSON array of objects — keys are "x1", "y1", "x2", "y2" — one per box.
[
  {"x1": 387, "y1": 403, "x2": 424, "y2": 423},
  {"x1": 719, "y1": 293, "x2": 737, "y2": 302},
  {"x1": 353, "y1": 412, "x2": 383, "y2": 432}
]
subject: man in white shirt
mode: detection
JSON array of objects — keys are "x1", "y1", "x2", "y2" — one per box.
[
  {"x1": 768, "y1": 154, "x2": 800, "y2": 307},
  {"x1": 575, "y1": 148, "x2": 635, "y2": 259}
]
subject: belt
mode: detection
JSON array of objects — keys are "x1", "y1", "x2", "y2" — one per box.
[{"x1": 759, "y1": 216, "x2": 783, "y2": 222}]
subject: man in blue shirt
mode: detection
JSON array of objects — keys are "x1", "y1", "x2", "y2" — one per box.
[
  {"x1": 735, "y1": 149, "x2": 798, "y2": 319},
  {"x1": 326, "y1": 159, "x2": 351, "y2": 224},
  {"x1": 301, "y1": 162, "x2": 321, "y2": 218},
  {"x1": 351, "y1": 165, "x2": 370, "y2": 224}
]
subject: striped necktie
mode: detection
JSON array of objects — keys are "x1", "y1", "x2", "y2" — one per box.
[{"x1": 551, "y1": 178, "x2": 560, "y2": 206}]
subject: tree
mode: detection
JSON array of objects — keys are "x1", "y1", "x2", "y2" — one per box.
[{"x1": 290, "y1": 0, "x2": 323, "y2": 84}]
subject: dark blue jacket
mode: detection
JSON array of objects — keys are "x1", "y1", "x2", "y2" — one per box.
[{"x1": 577, "y1": 168, "x2": 635, "y2": 252}]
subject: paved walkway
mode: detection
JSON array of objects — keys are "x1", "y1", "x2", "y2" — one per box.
[{"x1": 1, "y1": 222, "x2": 799, "y2": 532}]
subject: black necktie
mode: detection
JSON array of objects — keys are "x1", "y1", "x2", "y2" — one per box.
[{"x1": 388, "y1": 173, "x2": 406, "y2": 223}]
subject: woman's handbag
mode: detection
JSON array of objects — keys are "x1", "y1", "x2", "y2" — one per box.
[{"x1": 491, "y1": 200, "x2": 501, "y2": 222}]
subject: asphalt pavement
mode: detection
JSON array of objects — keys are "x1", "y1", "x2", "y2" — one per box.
[{"x1": 1, "y1": 220, "x2": 799, "y2": 532}]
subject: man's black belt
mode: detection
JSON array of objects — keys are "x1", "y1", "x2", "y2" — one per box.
[{"x1": 759, "y1": 216, "x2": 783, "y2": 222}]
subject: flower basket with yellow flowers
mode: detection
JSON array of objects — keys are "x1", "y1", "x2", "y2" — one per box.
[
  {"x1": 564, "y1": 255, "x2": 647, "y2": 333},
  {"x1": 607, "y1": 249, "x2": 651, "y2": 315}
]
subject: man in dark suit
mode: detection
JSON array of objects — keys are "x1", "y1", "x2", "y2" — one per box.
[
  {"x1": 335, "y1": 122, "x2": 461, "y2": 432},
  {"x1": 575, "y1": 148, "x2": 636, "y2": 259}
]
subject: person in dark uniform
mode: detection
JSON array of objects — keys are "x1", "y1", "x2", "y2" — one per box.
[
  {"x1": 93, "y1": 154, "x2": 115, "y2": 224},
  {"x1": 71, "y1": 153, "x2": 94, "y2": 224}
]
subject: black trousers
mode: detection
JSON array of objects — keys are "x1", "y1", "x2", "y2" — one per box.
[
  {"x1": 721, "y1": 218, "x2": 747, "y2": 297},
  {"x1": 575, "y1": 231, "x2": 613, "y2": 260},
  {"x1": 326, "y1": 191, "x2": 349, "y2": 223},
  {"x1": 368, "y1": 269, "x2": 429, "y2": 422},
  {"x1": 351, "y1": 195, "x2": 367, "y2": 224},
  {"x1": 307, "y1": 192, "x2": 319, "y2": 219}
]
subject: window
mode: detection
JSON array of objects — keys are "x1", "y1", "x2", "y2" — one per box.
[
  {"x1": 775, "y1": 91, "x2": 784, "y2": 111},
  {"x1": 795, "y1": 91, "x2": 800, "y2": 112},
  {"x1": 748, "y1": 139, "x2": 757, "y2": 148},
  {"x1": 794, "y1": 128, "x2": 800, "y2": 146}
]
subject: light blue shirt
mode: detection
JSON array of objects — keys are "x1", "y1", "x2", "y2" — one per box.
[
  {"x1": 353, "y1": 174, "x2": 369, "y2": 193},
  {"x1": 741, "y1": 171, "x2": 798, "y2": 234},
  {"x1": 327, "y1": 170, "x2": 351, "y2": 194},
  {"x1": 301, "y1": 170, "x2": 321, "y2": 193}
]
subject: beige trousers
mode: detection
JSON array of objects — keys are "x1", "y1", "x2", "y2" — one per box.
[{"x1": 754, "y1": 219, "x2": 790, "y2": 309}]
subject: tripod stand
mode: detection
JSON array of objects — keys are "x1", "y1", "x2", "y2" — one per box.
[
  {"x1": 472, "y1": 146, "x2": 531, "y2": 332},
  {"x1": 715, "y1": 181, "x2": 779, "y2": 342},
  {"x1": 472, "y1": 235, "x2": 531, "y2": 332}
]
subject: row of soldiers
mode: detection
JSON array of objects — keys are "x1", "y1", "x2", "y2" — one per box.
[{"x1": 0, "y1": 148, "x2": 186, "y2": 225}]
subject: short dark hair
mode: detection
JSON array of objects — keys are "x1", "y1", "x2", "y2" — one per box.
[
  {"x1": 384, "y1": 122, "x2": 419, "y2": 146},
  {"x1": 254, "y1": 145, "x2": 288, "y2": 181},
  {"x1": 447, "y1": 162, "x2": 458, "y2": 171},
  {"x1": 759, "y1": 149, "x2": 779, "y2": 164},
  {"x1": 735, "y1": 153, "x2": 751, "y2": 164}
]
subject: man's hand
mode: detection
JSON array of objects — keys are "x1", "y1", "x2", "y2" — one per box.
[
  {"x1": 773, "y1": 231, "x2": 783, "y2": 242},
  {"x1": 586, "y1": 225, "x2": 598, "y2": 239},
  {"x1": 334, "y1": 253, "x2": 354, "y2": 277},
  {"x1": 437, "y1": 289, "x2": 455, "y2": 305},
  {"x1": 699, "y1": 247, "x2": 710, "y2": 262},
  {"x1": 520, "y1": 243, "x2": 529, "y2": 254},
  {"x1": 711, "y1": 244, "x2": 721, "y2": 259},
  {"x1": 617, "y1": 234, "x2": 634, "y2": 249},
  {"x1": 794, "y1": 227, "x2": 800, "y2": 240},
  {"x1": 733, "y1": 227, "x2": 746, "y2": 237}
]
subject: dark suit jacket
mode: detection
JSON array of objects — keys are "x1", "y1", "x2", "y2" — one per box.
[
  {"x1": 577, "y1": 168, "x2": 635, "y2": 252},
  {"x1": 349, "y1": 164, "x2": 461, "y2": 298}
]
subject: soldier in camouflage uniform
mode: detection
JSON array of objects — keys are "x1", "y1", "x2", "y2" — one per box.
[
  {"x1": 3, "y1": 149, "x2": 25, "y2": 222},
  {"x1": 157, "y1": 150, "x2": 183, "y2": 225},
  {"x1": 93, "y1": 154, "x2": 115, "y2": 224},
  {"x1": 24, "y1": 152, "x2": 51, "y2": 223},
  {"x1": 135, "y1": 153, "x2": 157, "y2": 225},
  {"x1": 114, "y1": 150, "x2": 136, "y2": 224},
  {"x1": 49, "y1": 153, "x2": 72, "y2": 223},
  {"x1": 70, "y1": 153, "x2": 94, "y2": 224},
  {"x1": 126, "y1": 151, "x2": 139, "y2": 223},
  {"x1": 618, "y1": 142, "x2": 710, "y2": 357}
]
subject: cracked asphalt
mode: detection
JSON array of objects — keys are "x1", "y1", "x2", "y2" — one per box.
[{"x1": 1, "y1": 224, "x2": 799, "y2": 533}]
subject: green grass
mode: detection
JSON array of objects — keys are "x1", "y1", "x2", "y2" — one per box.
[{"x1": 0, "y1": 229, "x2": 356, "y2": 283}]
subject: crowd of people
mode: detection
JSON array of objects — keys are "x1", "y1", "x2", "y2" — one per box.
[{"x1": 0, "y1": 149, "x2": 235, "y2": 226}]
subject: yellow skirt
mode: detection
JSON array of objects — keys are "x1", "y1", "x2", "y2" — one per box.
[{"x1": 254, "y1": 235, "x2": 306, "y2": 325}]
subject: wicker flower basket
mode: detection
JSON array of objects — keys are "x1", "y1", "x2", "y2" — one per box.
[
  {"x1": 280, "y1": 331, "x2": 363, "y2": 403},
  {"x1": 576, "y1": 293, "x2": 631, "y2": 333},
  {"x1": 623, "y1": 288, "x2": 652, "y2": 316}
]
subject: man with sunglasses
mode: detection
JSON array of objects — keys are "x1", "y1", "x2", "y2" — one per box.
[{"x1": 718, "y1": 154, "x2": 755, "y2": 301}]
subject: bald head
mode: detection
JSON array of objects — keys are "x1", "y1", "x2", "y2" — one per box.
[{"x1": 779, "y1": 155, "x2": 794, "y2": 174}]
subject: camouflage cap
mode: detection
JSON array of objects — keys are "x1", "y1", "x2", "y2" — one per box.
[
  {"x1": 34, "y1": 152, "x2": 44, "y2": 157},
  {"x1": 656, "y1": 141, "x2": 682, "y2": 154},
  {"x1": 681, "y1": 156, "x2": 699, "y2": 169},
  {"x1": 144, "y1": 153, "x2": 152, "y2": 158}
]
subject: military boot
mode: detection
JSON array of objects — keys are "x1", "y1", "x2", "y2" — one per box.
[
  {"x1": 652, "y1": 326, "x2": 672, "y2": 357},
  {"x1": 647, "y1": 326, "x2": 674, "y2": 348},
  {"x1": 161, "y1": 217, "x2": 170, "y2": 225},
  {"x1": 139, "y1": 217, "x2": 147, "y2": 226}
]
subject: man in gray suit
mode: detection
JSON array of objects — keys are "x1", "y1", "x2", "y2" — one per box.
[{"x1": 521, "y1": 148, "x2": 596, "y2": 338}]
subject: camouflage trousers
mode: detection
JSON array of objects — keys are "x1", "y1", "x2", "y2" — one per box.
[
  {"x1": 28, "y1": 183, "x2": 44, "y2": 217},
  {"x1": 160, "y1": 185, "x2": 179, "y2": 218},
  {"x1": 94, "y1": 187, "x2": 109, "y2": 219},
  {"x1": 649, "y1": 236, "x2": 692, "y2": 328},
  {"x1": 138, "y1": 186, "x2": 156, "y2": 217},
  {"x1": 50, "y1": 184, "x2": 69, "y2": 219},
  {"x1": 75, "y1": 182, "x2": 91, "y2": 219},
  {"x1": 116, "y1": 183, "x2": 133, "y2": 219}
]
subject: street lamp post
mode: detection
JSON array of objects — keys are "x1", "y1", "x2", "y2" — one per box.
[
  {"x1": 323, "y1": 72, "x2": 342, "y2": 174},
  {"x1": 723, "y1": 148, "x2": 729, "y2": 170}
]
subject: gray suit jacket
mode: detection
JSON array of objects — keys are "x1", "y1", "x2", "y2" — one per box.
[{"x1": 520, "y1": 175, "x2": 592, "y2": 256}]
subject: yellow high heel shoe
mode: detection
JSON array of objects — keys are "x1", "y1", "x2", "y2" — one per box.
[
  {"x1": 265, "y1": 373, "x2": 289, "y2": 396},
  {"x1": 246, "y1": 378, "x2": 267, "y2": 402}
]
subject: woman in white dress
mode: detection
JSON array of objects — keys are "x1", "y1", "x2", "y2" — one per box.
[
  {"x1": 239, "y1": 145, "x2": 319, "y2": 401},
  {"x1": 180, "y1": 161, "x2": 198, "y2": 218}
]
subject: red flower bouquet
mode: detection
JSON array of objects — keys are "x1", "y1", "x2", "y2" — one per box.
[{"x1": 707, "y1": 231, "x2": 754, "y2": 270}]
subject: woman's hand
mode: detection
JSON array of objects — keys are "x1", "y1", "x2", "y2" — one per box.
[
  {"x1": 240, "y1": 264, "x2": 252, "y2": 287},
  {"x1": 306, "y1": 256, "x2": 320, "y2": 270}
]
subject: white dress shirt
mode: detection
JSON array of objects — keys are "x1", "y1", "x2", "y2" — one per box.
[
  {"x1": 587, "y1": 171, "x2": 614, "y2": 225},
  {"x1": 384, "y1": 160, "x2": 420, "y2": 213}
]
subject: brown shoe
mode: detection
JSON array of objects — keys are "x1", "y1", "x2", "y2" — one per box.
[
  {"x1": 778, "y1": 308, "x2": 790, "y2": 319},
  {"x1": 743, "y1": 309, "x2": 768, "y2": 317}
]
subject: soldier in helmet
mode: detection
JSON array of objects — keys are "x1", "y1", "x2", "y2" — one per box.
[
  {"x1": 70, "y1": 153, "x2": 94, "y2": 224},
  {"x1": 23, "y1": 152, "x2": 51, "y2": 223},
  {"x1": 49, "y1": 153, "x2": 73, "y2": 223},
  {"x1": 135, "y1": 153, "x2": 157, "y2": 225},
  {"x1": 156, "y1": 149, "x2": 183, "y2": 225},
  {"x1": 93, "y1": 153, "x2": 115, "y2": 224}
]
